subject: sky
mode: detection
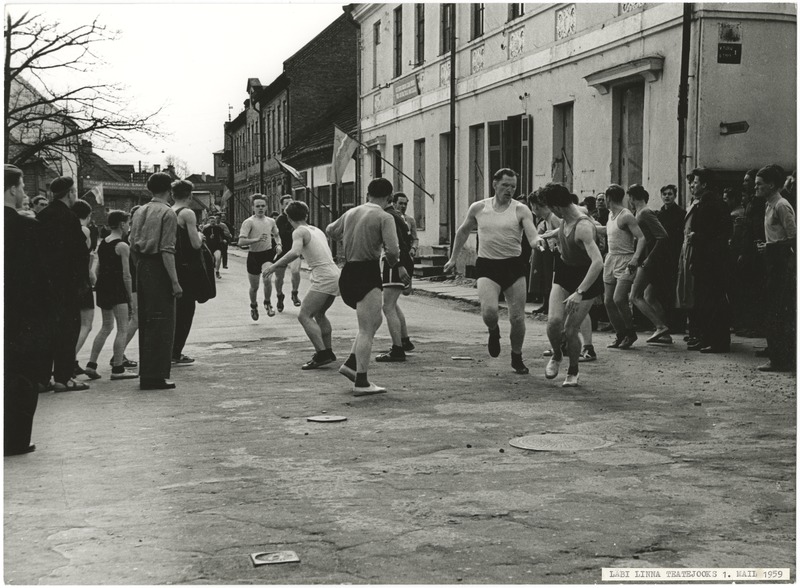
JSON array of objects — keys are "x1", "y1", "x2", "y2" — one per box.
[{"x1": 7, "y1": 2, "x2": 346, "y2": 176}]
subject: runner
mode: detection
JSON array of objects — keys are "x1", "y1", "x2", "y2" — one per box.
[
  {"x1": 265, "y1": 201, "x2": 340, "y2": 370},
  {"x1": 273, "y1": 195, "x2": 302, "y2": 312},
  {"x1": 539, "y1": 182, "x2": 604, "y2": 387},
  {"x1": 202, "y1": 215, "x2": 226, "y2": 279},
  {"x1": 326, "y1": 178, "x2": 400, "y2": 396},
  {"x1": 237, "y1": 194, "x2": 281, "y2": 321},
  {"x1": 443, "y1": 168, "x2": 539, "y2": 374},
  {"x1": 376, "y1": 192, "x2": 415, "y2": 362},
  {"x1": 599, "y1": 184, "x2": 647, "y2": 349}
]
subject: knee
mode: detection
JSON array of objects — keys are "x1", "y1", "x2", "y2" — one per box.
[
  {"x1": 509, "y1": 313, "x2": 526, "y2": 328},
  {"x1": 613, "y1": 292, "x2": 629, "y2": 307},
  {"x1": 382, "y1": 300, "x2": 396, "y2": 316},
  {"x1": 630, "y1": 289, "x2": 644, "y2": 304}
]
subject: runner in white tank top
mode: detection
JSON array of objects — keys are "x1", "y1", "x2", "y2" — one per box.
[
  {"x1": 444, "y1": 168, "x2": 540, "y2": 374},
  {"x1": 265, "y1": 202, "x2": 340, "y2": 371}
]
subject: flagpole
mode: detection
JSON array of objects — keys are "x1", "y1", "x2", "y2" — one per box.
[
  {"x1": 277, "y1": 159, "x2": 331, "y2": 213},
  {"x1": 338, "y1": 126, "x2": 435, "y2": 200}
]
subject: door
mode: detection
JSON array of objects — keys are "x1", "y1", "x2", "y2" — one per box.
[
  {"x1": 552, "y1": 102, "x2": 574, "y2": 191},
  {"x1": 615, "y1": 82, "x2": 644, "y2": 187}
]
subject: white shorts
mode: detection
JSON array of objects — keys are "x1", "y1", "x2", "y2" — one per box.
[
  {"x1": 603, "y1": 253, "x2": 635, "y2": 284},
  {"x1": 275, "y1": 257, "x2": 301, "y2": 273},
  {"x1": 309, "y1": 263, "x2": 341, "y2": 297}
]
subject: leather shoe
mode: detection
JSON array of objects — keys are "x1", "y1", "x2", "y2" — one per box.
[
  {"x1": 754, "y1": 348, "x2": 770, "y2": 358},
  {"x1": 140, "y1": 379, "x2": 176, "y2": 390},
  {"x1": 687, "y1": 341, "x2": 705, "y2": 351},
  {"x1": 5, "y1": 444, "x2": 36, "y2": 456},
  {"x1": 757, "y1": 361, "x2": 792, "y2": 372}
]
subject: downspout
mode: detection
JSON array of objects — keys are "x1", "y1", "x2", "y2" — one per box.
[
  {"x1": 253, "y1": 98, "x2": 265, "y2": 196},
  {"x1": 677, "y1": 3, "x2": 693, "y2": 206},
  {"x1": 448, "y1": 3, "x2": 457, "y2": 246},
  {"x1": 354, "y1": 12, "x2": 362, "y2": 206}
]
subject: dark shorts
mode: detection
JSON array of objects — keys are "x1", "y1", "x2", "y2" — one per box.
[
  {"x1": 79, "y1": 287, "x2": 95, "y2": 311},
  {"x1": 246, "y1": 249, "x2": 276, "y2": 275},
  {"x1": 382, "y1": 256, "x2": 414, "y2": 287},
  {"x1": 339, "y1": 260, "x2": 382, "y2": 309},
  {"x1": 475, "y1": 256, "x2": 527, "y2": 292},
  {"x1": 553, "y1": 255, "x2": 604, "y2": 299}
]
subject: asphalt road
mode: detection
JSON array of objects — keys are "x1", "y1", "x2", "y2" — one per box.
[{"x1": 4, "y1": 255, "x2": 796, "y2": 584}]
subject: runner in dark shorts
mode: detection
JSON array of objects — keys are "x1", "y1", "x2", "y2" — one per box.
[
  {"x1": 246, "y1": 249, "x2": 276, "y2": 276},
  {"x1": 475, "y1": 256, "x2": 528, "y2": 292},
  {"x1": 326, "y1": 178, "x2": 400, "y2": 396}
]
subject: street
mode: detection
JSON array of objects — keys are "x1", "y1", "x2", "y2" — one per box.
[{"x1": 4, "y1": 254, "x2": 796, "y2": 584}]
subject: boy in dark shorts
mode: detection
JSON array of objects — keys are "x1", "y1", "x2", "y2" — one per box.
[
  {"x1": 237, "y1": 194, "x2": 281, "y2": 320},
  {"x1": 326, "y1": 178, "x2": 400, "y2": 396},
  {"x1": 540, "y1": 182, "x2": 604, "y2": 387}
]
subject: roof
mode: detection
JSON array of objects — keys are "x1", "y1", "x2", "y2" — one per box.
[
  {"x1": 82, "y1": 149, "x2": 128, "y2": 184},
  {"x1": 282, "y1": 100, "x2": 357, "y2": 165},
  {"x1": 284, "y1": 11, "x2": 354, "y2": 70}
]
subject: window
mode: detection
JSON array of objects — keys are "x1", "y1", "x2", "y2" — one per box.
[
  {"x1": 277, "y1": 104, "x2": 282, "y2": 152},
  {"x1": 612, "y1": 83, "x2": 644, "y2": 187},
  {"x1": 471, "y1": 4, "x2": 484, "y2": 40},
  {"x1": 393, "y1": 144, "x2": 404, "y2": 191},
  {"x1": 440, "y1": 4, "x2": 454, "y2": 55},
  {"x1": 415, "y1": 4, "x2": 425, "y2": 65},
  {"x1": 508, "y1": 3, "x2": 525, "y2": 20},
  {"x1": 373, "y1": 20, "x2": 381, "y2": 88},
  {"x1": 413, "y1": 138, "x2": 426, "y2": 230},
  {"x1": 553, "y1": 102, "x2": 574, "y2": 190},
  {"x1": 394, "y1": 7, "x2": 403, "y2": 78},
  {"x1": 372, "y1": 148, "x2": 383, "y2": 178},
  {"x1": 468, "y1": 124, "x2": 485, "y2": 203}
]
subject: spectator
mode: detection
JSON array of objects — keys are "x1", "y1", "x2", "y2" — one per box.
[
  {"x1": 18, "y1": 195, "x2": 35, "y2": 218},
  {"x1": 528, "y1": 189, "x2": 561, "y2": 315},
  {"x1": 129, "y1": 172, "x2": 182, "y2": 390},
  {"x1": 594, "y1": 192, "x2": 610, "y2": 226},
  {"x1": 83, "y1": 210, "x2": 138, "y2": 380},
  {"x1": 171, "y1": 179, "x2": 202, "y2": 366},
  {"x1": 737, "y1": 169, "x2": 767, "y2": 337},
  {"x1": 686, "y1": 168, "x2": 732, "y2": 353},
  {"x1": 4, "y1": 164, "x2": 54, "y2": 454},
  {"x1": 724, "y1": 188, "x2": 747, "y2": 333},
  {"x1": 30, "y1": 195, "x2": 48, "y2": 216},
  {"x1": 755, "y1": 164, "x2": 796, "y2": 372},
  {"x1": 781, "y1": 170, "x2": 796, "y2": 211},
  {"x1": 202, "y1": 214, "x2": 226, "y2": 280},
  {"x1": 72, "y1": 198, "x2": 98, "y2": 379},
  {"x1": 37, "y1": 176, "x2": 91, "y2": 392},
  {"x1": 657, "y1": 184, "x2": 686, "y2": 333},
  {"x1": 217, "y1": 214, "x2": 233, "y2": 269}
]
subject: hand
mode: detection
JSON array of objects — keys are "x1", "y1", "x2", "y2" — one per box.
[
  {"x1": 398, "y1": 266, "x2": 411, "y2": 286},
  {"x1": 260, "y1": 233, "x2": 270, "y2": 242},
  {"x1": 627, "y1": 260, "x2": 639, "y2": 273},
  {"x1": 687, "y1": 231, "x2": 695, "y2": 244},
  {"x1": 756, "y1": 240, "x2": 767, "y2": 254},
  {"x1": 564, "y1": 292, "x2": 583, "y2": 315},
  {"x1": 128, "y1": 302, "x2": 137, "y2": 320},
  {"x1": 263, "y1": 265, "x2": 275, "y2": 278},
  {"x1": 541, "y1": 229, "x2": 558, "y2": 240},
  {"x1": 172, "y1": 282, "x2": 183, "y2": 298},
  {"x1": 443, "y1": 259, "x2": 456, "y2": 274}
]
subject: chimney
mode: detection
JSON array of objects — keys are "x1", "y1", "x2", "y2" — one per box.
[
  {"x1": 138, "y1": 161, "x2": 142, "y2": 173},
  {"x1": 154, "y1": 164, "x2": 161, "y2": 173},
  {"x1": 201, "y1": 172, "x2": 207, "y2": 182}
]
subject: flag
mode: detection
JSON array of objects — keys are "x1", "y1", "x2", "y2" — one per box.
[
  {"x1": 222, "y1": 187, "x2": 233, "y2": 203},
  {"x1": 277, "y1": 159, "x2": 303, "y2": 183},
  {"x1": 90, "y1": 183, "x2": 104, "y2": 206},
  {"x1": 332, "y1": 125, "x2": 358, "y2": 186}
]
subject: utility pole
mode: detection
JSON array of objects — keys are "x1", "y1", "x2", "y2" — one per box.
[{"x1": 448, "y1": 3, "x2": 457, "y2": 247}]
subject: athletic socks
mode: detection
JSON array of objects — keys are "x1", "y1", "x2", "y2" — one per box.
[
  {"x1": 567, "y1": 364, "x2": 579, "y2": 376},
  {"x1": 401, "y1": 337, "x2": 415, "y2": 352},
  {"x1": 354, "y1": 372, "x2": 369, "y2": 387},
  {"x1": 511, "y1": 352, "x2": 529, "y2": 375},
  {"x1": 344, "y1": 354, "x2": 357, "y2": 370},
  {"x1": 487, "y1": 327, "x2": 501, "y2": 357}
]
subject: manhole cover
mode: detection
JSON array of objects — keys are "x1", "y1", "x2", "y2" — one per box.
[
  {"x1": 509, "y1": 434, "x2": 609, "y2": 452},
  {"x1": 250, "y1": 551, "x2": 300, "y2": 566},
  {"x1": 307, "y1": 415, "x2": 347, "y2": 423}
]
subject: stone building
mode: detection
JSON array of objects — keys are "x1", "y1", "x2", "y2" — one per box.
[{"x1": 352, "y1": 2, "x2": 796, "y2": 264}]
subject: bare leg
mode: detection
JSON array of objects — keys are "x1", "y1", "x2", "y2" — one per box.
[
  {"x1": 274, "y1": 265, "x2": 286, "y2": 297},
  {"x1": 382, "y1": 287, "x2": 404, "y2": 347},
  {"x1": 291, "y1": 263, "x2": 301, "y2": 293},
  {"x1": 261, "y1": 263, "x2": 273, "y2": 303},
  {"x1": 564, "y1": 300, "x2": 595, "y2": 374},
  {"x1": 214, "y1": 250, "x2": 222, "y2": 272},
  {"x1": 613, "y1": 279, "x2": 635, "y2": 330},
  {"x1": 477, "y1": 277, "x2": 501, "y2": 331},
  {"x1": 248, "y1": 273, "x2": 260, "y2": 306},
  {"x1": 546, "y1": 285, "x2": 567, "y2": 358},
  {"x1": 89, "y1": 308, "x2": 116, "y2": 364},
  {"x1": 603, "y1": 281, "x2": 625, "y2": 335},
  {"x1": 75, "y1": 308, "x2": 95, "y2": 355},
  {"x1": 123, "y1": 293, "x2": 138, "y2": 351},
  {"x1": 298, "y1": 291, "x2": 334, "y2": 351},
  {"x1": 504, "y1": 277, "x2": 527, "y2": 354},
  {"x1": 111, "y1": 304, "x2": 130, "y2": 366},
  {"x1": 354, "y1": 288, "x2": 383, "y2": 377},
  {"x1": 580, "y1": 313, "x2": 593, "y2": 347}
]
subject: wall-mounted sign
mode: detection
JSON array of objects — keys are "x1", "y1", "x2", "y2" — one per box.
[
  {"x1": 718, "y1": 43, "x2": 742, "y2": 64},
  {"x1": 719, "y1": 121, "x2": 749, "y2": 135},
  {"x1": 394, "y1": 74, "x2": 420, "y2": 104}
]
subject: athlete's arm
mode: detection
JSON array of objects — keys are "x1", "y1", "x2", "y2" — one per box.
[
  {"x1": 181, "y1": 209, "x2": 202, "y2": 250},
  {"x1": 271, "y1": 220, "x2": 282, "y2": 253},
  {"x1": 517, "y1": 204, "x2": 541, "y2": 249},
  {"x1": 265, "y1": 227, "x2": 307, "y2": 277},
  {"x1": 564, "y1": 222, "x2": 603, "y2": 314},
  {"x1": 444, "y1": 202, "x2": 480, "y2": 273},
  {"x1": 326, "y1": 215, "x2": 344, "y2": 240},
  {"x1": 382, "y1": 214, "x2": 400, "y2": 268},
  {"x1": 237, "y1": 220, "x2": 261, "y2": 247},
  {"x1": 622, "y1": 213, "x2": 647, "y2": 270}
]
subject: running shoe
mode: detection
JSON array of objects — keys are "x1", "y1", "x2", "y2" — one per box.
[
  {"x1": 487, "y1": 328, "x2": 501, "y2": 358},
  {"x1": 276, "y1": 294, "x2": 285, "y2": 313},
  {"x1": 646, "y1": 328, "x2": 670, "y2": 344},
  {"x1": 264, "y1": 300, "x2": 276, "y2": 317},
  {"x1": 545, "y1": 357, "x2": 561, "y2": 380},
  {"x1": 83, "y1": 366, "x2": 102, "y2": 380},
  {"x1": 110, "y1": 369, "x2": 139, "y2": 380},
  {"x1": 292, "y1": 292, "x2": 301, "y2": 307},
  {"x1": 619, "y1": 332, "x2": 638, "y2": 350},
  {"x1": 562, "y1": 374, "x2": 580, "y2": 387},
  {"x1": 578, "y1": 346, "x2": 597, "y2": 362},
  {"x1": 401, "y1": 339, "x2": 415, "y2": 352},
  {"x1": 607, "y1": 335, "x2": 624, "y2": 348},
  {"x1": 250, "y1": 303, "x2": 259, "y2": 321},
  {"x1": 301, "y1": 352, "x2": 335, "y2": 370},
  {"x1": 215, "y1": 271, "x2": 221, "y2": 279},
  {"x1": 376, "y1": 350, "x2": 406, "y2": 362},
  {"x1": 511, "y1": 354, "x2": 529, "y2": 375},
  {"x1": 353, "y1": 383, "x2": 387, "y2": 396}
]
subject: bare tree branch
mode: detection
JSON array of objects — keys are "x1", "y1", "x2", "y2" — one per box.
[{"x1": 4, "y1": 12, "x2": 163, "y2": 166}]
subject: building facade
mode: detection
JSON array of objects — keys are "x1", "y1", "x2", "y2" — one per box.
[{"x1": 352, "y1": 2, "x2": 796, "y2": 264}]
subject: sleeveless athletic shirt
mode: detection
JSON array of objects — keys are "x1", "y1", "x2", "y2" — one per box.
[
  {"x1": 301, "y1": 225, "x2": 336, "y2": 268},
  {"x1": 476, "y1": 198, "x2": 523, "y2": 259},
  {"x1": 606, "y1": 208, "x2": 636, "y2": 255},
  {"x1": 239, "y1": 215, "x2": 275, "y2": 253},
  {"x1": 557, "y1": 215, "x2": 597, "y2": 267}
]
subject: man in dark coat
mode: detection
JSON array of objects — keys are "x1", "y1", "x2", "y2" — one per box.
[
  {"x1": 657, "y1": 184, "x2": 686, "y2": 333},
  {"x1": 737, "y1": 169, "x2": 766, "y2": 337},
  {"x1": 4, "y1": 164, "x2": 55, "y2": 455},
  {"x1": 686, "y1": 168, "x2": 732, "y2": 353},
  {"x1": 36, "y1": 176, "x2": 91, "y2": 392}
]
